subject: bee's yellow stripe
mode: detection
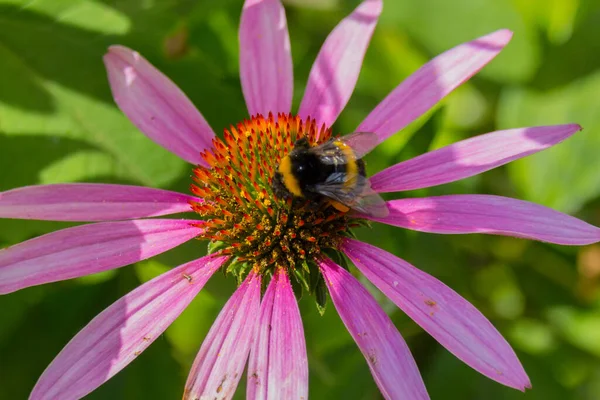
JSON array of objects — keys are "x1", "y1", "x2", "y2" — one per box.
[
  {"x1": 278, "y1": 155, "x2": 303, "y2": 197},
  {"x1": 333, "y1": 140, "x2": 357, "y2": 189}
]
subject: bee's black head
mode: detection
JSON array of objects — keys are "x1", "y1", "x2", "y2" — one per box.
[
  {"x1": 293, "y1": 137, "x2": 311, "y2": 150},
  {"x1": 271, "y1": 171, "x2": 292, "y2": 200}
]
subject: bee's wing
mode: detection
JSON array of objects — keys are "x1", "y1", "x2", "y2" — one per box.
[
  {"x1": 314, "y1": 144, "x2": 348, "y2": 166},
  {"x1": 352, "y1": 185, "x2": 389, "y2": 218},
  {"x1": 336, "y1": 131, "x2": 379, "y2": 158},
  {"x1": 314, "y1": 174, "x2": 389, "y2": 218}
]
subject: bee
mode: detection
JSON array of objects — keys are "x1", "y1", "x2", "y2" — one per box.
[{"x1": 272, "y1": 131, "x2": 389, "y2": 217}]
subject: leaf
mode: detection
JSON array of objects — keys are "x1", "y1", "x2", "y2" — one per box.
[
  {"x1": 379, "y1": 0, "x2": 540, "y2": 83},
  {"x1": 508, "y1": 318, "x2": 557, "y2": 355},
  {"x1": 0, "y1": 1, "x2": 247, "y2": 192},
  {"x1": 514, "y1": 0, "x2": 579, "y2": 45},
  {"x1": 548, "y1": 306, "x2": 600, "y2": 357},
  {"x1": 497, "y1": 71, "x2": 600, "y2": 213},
  {"x1": 0, "y1": 2, "x2": 187, "y2": 188}
]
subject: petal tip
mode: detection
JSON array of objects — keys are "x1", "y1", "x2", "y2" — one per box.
[
  {"x1": 556, "y1": 123, "x2": 584, "y2": 138},
  {"x1": 493, "y1": 28, "x2": 514, "y2": 44},
  {"x1": 102, "y1": 50, "x2": 117, "y2": 66},
  {"x1": 500, "y1": 367, "x2": 531, "y2": 392},
  {"x1": 515, "y1": 377, "x2": 532, "y2": 392},
  {"x1": 103, "y1": 46, "x2": 133, "y2": 69},
  {"x1": 557, "y1": 123, "x2": 583, "y2": 133},
  {"x1": 243, "y1": 0, "x2": 270, "y2": 9},
  {"x1": 106, "y1": 44, "x2": 128, "y2": 56},
  {"x1": 478, "y1": 29, "x2": 513, "y2": 48},
  {"x1": 105, "y1": 45, "x2": 141, "y2": 65},
  {"x1": 365, "y1": 0, "x2": 383, "y2": 14}
]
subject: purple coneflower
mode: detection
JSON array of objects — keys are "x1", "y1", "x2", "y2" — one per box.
[{"x1": 1, "y1": 0, "x2": 599, "y2": 399}]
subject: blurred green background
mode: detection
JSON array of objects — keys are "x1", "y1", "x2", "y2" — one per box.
[{"x1": 1, "y1": 0, "x2": 600, "y2": 398}]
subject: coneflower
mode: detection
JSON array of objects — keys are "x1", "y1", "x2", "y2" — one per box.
[{"x1": 1, "y1": 0, "x2": 598, "y2": 399}]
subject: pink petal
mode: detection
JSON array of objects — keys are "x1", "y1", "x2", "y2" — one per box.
[
  {"x1": 298, "y1": 0, "x2": 382, "y2": 129},
  {"x1": 104, "y1": 46, "x2": 215, "y2": 165},
  {"x1": 184, "y1": 272, "x2": 261, "y2": 399},
  {"x1": 247, "y1": 269, "x2": 308, "y2": 400},
  {"x1": 371, "y1": 124, "x2": 581, "y2": 192},
  {"x1": 239, "y1": 0, "x2": 293, "y2": 116},
  {"x1": 358, "y1": 29, "x2": 513, "y2": 143},
  {"x1": 364, "y1": 195, "x2": 600, "y2": 246},
  {"x1": 319, "y1": 258, "x2": 429, "y2": 400},
  {"x1": 342, "y1": 239, "x2": 531, "y2": 391},
  {"x1": 30, "y1": 255, "x2": 227, "y2": 400},
  {"x1": 0, "y1": 183, "x2": 197, "y2": 222},
  {"x1": 0, "y1": 219, "x2": 201, "y2": 294}
]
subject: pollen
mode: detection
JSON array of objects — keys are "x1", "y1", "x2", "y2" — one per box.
[{"x1": 190, "y1": 113, "x2": 352, "y2": 281}]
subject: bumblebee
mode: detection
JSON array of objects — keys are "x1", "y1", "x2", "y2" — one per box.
[{"x1": 272, "y1": 131, "x2": 389, "y2": 217}]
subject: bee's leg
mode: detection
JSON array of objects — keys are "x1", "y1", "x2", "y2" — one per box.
[
  {"x1": 308, "y1": 200, "x2": 322, "y2": 213},
  {"x1": 327, "y1": 200, "x2": 350, "y2": 213},
  {"x1": 288, "y1": 196, "x2": 311, "y2": 212}
]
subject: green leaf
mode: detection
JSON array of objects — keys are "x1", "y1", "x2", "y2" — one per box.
[
  {"x1": 0, "y1": 2, "x2": 187, "y2": 188},
  {"x1": 207, "y1": 240, "x2": 227, "y2": 255},
  {"x1": 165, "y1": 290, "x2": 220, "y2": 365},
  {"x1": 379, "y1": 0, "x2": 541, "y2": 83},
  {"x1": 133, "y1": 260, "x2": 171, "y2": 284},
  {"x1": 514, "y1": 0, "x2": 579, "y2": 45},
  {"x1": 497, "y1": 72, "x2": 600, "y2": 213},
  {"x1": 0, "y1": 0, "x2": 248, "y2": 192},
  {"x1": 293, "y1": 267, "x2": 310, "y2": 291},
  {"x1": 473, "y1": 264, "x2": 525, "y2": 319},
  {"x1": 508, "y1": 318, "x2": 557, "y2": 355},
  {"x1": 314, "y1": 273, "x2": 328, "y2": 316},
  {"x1": 548, "y1": 306, "x2": 600, "y2": 357}
]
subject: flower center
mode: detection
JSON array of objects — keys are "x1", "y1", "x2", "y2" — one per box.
[{"x1": 190, "y1": 113, "x2": 355, "y2": 288}]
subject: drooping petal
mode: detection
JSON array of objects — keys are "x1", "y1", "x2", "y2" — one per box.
[
  {"x1": 371, "y1": 124, "x2": 581, "y2": 192},
  {"x1": 0, "y1": 219, "x2": 201, "y2": 294},
  {"x1": 318, "y1": 258, "x2": 429, "y2": 400},
  {"x1": 358, "y1": 29, "x2": 513, "y2": 144},
  {"x1": 0, "y1": 183, "x2": 197, "y2": 222},
  {"x1": 342, "y1": 239, "x2": 531, "y2": 391},
  {"x1": 363, "y1": 195, "x2": 600, "y2": 245},
  {"x1": 247, "y1": 269, "x2": 308, "y2": 400},
  {"x1": 239, "y1": 0, "x2": 293, "y2": 116},
  {"x1": 30, "y1": 255, "x2": 227, "y2": 400},
  {"x1": 104, "y1": 46, "x2": 215, "y2": 165},
  {"x1": 184, "y1": 272, "x2": 261, "y2": 399},
  {"x1": 298, "y1": 0, "x2": 382, "y2": 129}
]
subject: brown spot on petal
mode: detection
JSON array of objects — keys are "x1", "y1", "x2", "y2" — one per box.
[
  {"x1": 425, "y1": 299, "x2": 437, "y2": 307},
  {"x1": 183, "y1": 273, "x2": 193, "y2": 283},
  {"x1": 367, "y1": 352, "x2": 377, "y2": 366},
  {"x1": 424, "y1": 299, "x2": 438, "y2": 315},
  {"x1": 216, "y1": 374, "x2": 228, "y2": 394}
]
